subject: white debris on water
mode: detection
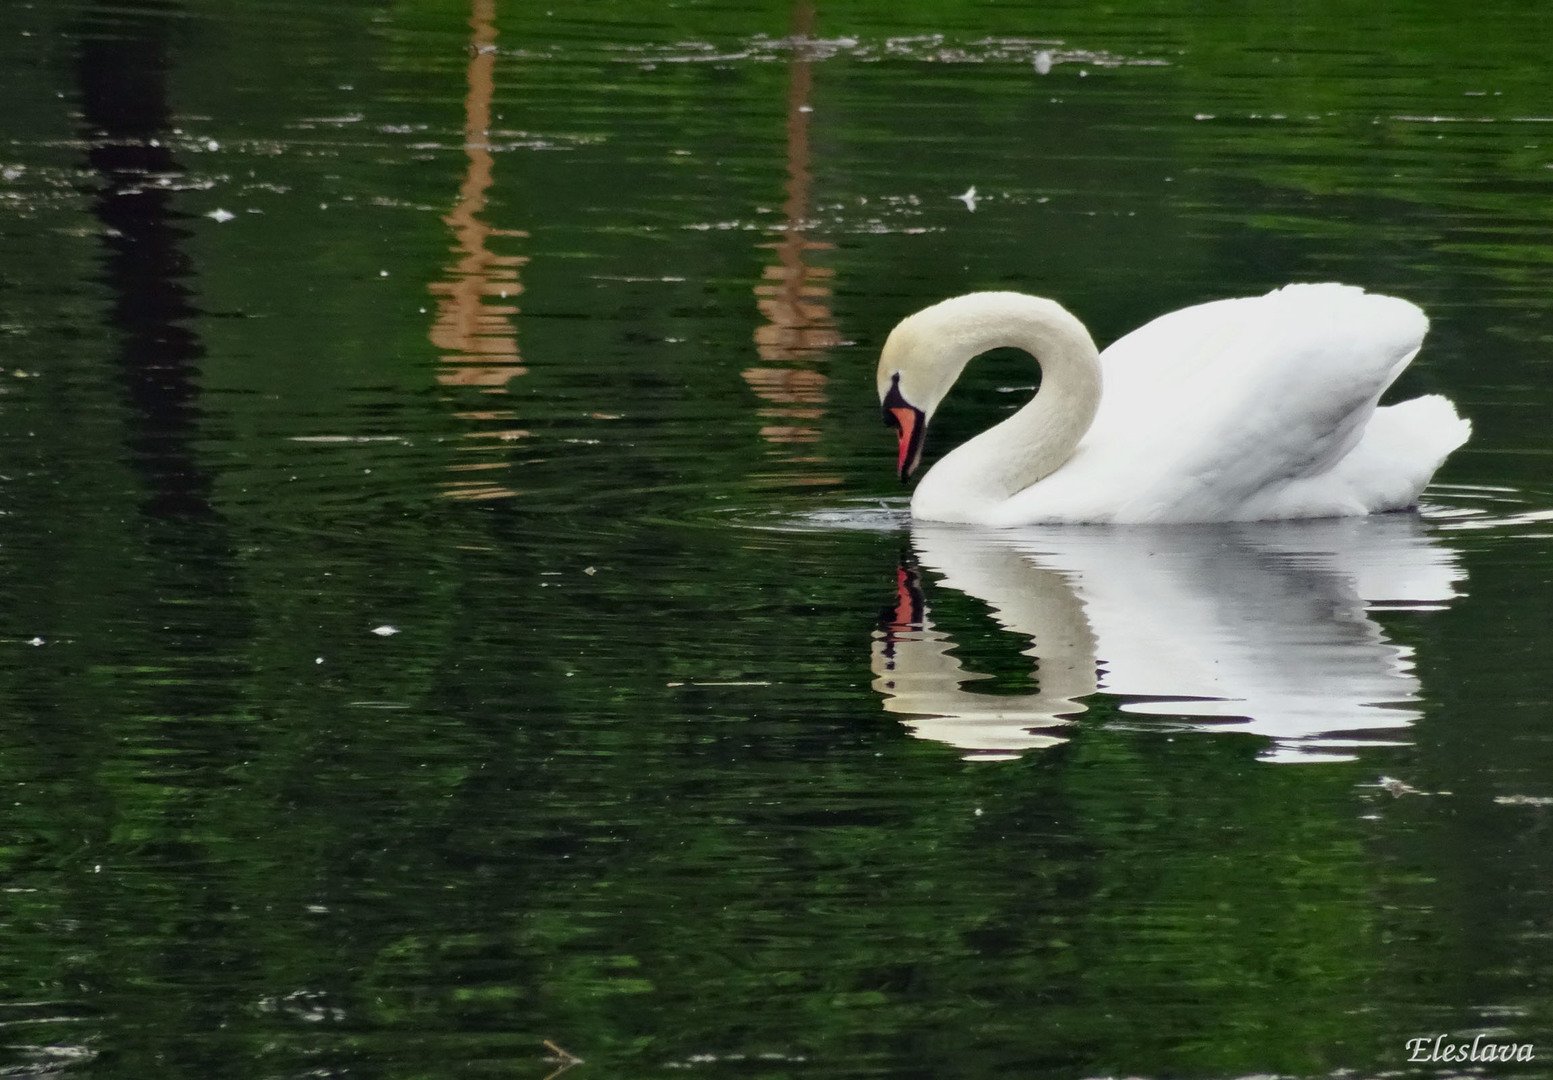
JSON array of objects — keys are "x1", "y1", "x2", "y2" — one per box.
[
  {"x1": 288, "y1": 434, "x2": 408, "y2": 444},
  {"x1": 954, "y1": 185, "x2": 979, "y2": 211},
  {"x1": 207, "y1": 208, "x2": 236, "y2": 223},
  {"x1": 666, "y1": 680, "x2": 772, "y2": 688},
  {"x1": 604, "y1": 34, "x2": 1165, "y2": 70},
  {"x1": 26, "y1": 637, "x2": 43, "y2": 647},
  {"x1": 371, "y1": 625, "x2": 399, "y2": 637},
  {"x1": 1033, "y1": 49, "x2": 1053, "y2": 74}
]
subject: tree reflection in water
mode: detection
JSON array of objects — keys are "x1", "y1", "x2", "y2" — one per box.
[
  {"x1": 744, "y1": 0, "x2": 843, "y2": 487},
  {"x1": 429, "y1": 0, "x2": 530, "y2": 501}
]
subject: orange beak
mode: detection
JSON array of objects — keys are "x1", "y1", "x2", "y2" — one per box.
[
  {"x1": 882, "y1": 374, "x2": 928, "y2": 482},
  {"x1": 888, "y1": 406, "x2": 919, "y2": 478}
]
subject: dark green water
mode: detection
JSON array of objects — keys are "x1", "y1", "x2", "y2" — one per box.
[{"x1": 1, "y1": 1, "x2": 1551, "y2": 1077}]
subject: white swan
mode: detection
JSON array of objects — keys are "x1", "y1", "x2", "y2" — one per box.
[{"x1": 877, "y1": 284, "x2": 1471, "y2": 524}]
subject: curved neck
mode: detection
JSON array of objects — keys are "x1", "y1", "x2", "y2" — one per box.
[{"x1": 920, "y1": 294, "x2": 1102, "y2": 507}]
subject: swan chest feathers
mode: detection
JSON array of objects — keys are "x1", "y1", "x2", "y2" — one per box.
[{"x1": 877, "y1": 285, "x2": 1470, "y2": 526}]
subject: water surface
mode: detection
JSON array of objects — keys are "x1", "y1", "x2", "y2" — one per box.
[{"x1": 1, "y1": 1, "x2": 1551, "y2": 1077}]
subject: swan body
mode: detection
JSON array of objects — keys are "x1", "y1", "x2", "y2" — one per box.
[{"x1": 876, "y1": 285, "x2": 1470, "y2": 525}]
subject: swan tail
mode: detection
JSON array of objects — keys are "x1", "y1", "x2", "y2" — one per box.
[
  {"x1": 1338, "y1": 394, "x2": 1471, "y2": 511},
  {"x1": 1230, "y1": 395, "x2": 1469, "y2": 521}
]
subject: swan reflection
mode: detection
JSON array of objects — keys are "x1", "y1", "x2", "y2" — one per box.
[{"x1": 872, "y1": 516, "x2": 1464, "y2": 762}]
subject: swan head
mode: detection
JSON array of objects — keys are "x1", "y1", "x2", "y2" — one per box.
[
  {"x1": 876, "y1": 292, "x2": 1039, "y2": 481},
  {"x1": 876, "y1": 304, "x2": 970, "y2": 481}
]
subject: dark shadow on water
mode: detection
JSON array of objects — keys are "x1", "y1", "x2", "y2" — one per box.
[
  {"x1": 78, "y1": 4, "x2": 216, "y2": 522},
  {"x1": 74, "y1": 5, "x2": 254, "y2": 706}
]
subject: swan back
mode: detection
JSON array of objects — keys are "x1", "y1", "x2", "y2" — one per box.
[{"x1": 987, "y1": 284, "x2": 1458, "y2": 524}]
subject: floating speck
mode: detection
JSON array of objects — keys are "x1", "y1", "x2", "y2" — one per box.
[
  {"x1": 315, "y1": 657, "x2": 324, "y2": 665},
  {"x1": 26, "y1": 637, "x2": 43, "y2": 647},
  {"x1": 379, "y1": 270, "x2": 389, "y2": 277},
  {"x1": 953, "y1": 185, "x2": 979, "y2": 212},
  {"x1": 583, "y1": 566, "x2": 597, "y2": 575},
  {"x1": 207, "y1": 208, "x2": 236, "y2": 223},
  {"x1": 371, "y1": 625, "x2": 399, "y2": 637},
  {"x1": 1033, "y1": 50, "x2": 1053, "y2": 75}
]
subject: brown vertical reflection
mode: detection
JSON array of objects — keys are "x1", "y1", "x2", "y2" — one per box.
[
  {"x1": 744, "y1": 1, "x2": 842, "y2": 483},
  {"x1": 429, "y1": 0, "x2": 528, "y2": 501}
]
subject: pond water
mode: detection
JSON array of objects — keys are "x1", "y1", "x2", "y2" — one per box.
[{"x1": 1, "y1": 1, "x2": 1551, "y2": 1077}]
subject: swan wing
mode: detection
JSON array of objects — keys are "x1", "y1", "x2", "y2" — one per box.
[{"x1": 996, "y1": 284, "x2": 1439, "y2": 523}]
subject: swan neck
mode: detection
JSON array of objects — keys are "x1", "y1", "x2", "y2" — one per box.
[{"x1": 940, "y1": 297, "x2": 1102, "y2": 504}]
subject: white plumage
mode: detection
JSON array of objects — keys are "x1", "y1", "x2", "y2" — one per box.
[{"x1": 877, "y1": 284, "x2": 1470, "y2": 525}]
